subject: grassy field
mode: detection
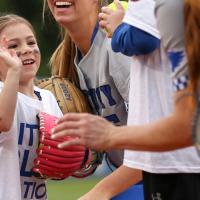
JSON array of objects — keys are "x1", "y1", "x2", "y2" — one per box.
[
  {"x1": 47, "y1": 159, "x2": 111, "y2": 199},
  {"x1": 47, "y1": 177, "x2": 101, "y2": 200}
]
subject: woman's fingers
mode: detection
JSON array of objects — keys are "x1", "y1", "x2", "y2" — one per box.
[
  {"x1": 51, "y1": 128, "x2": 80, "y2": 139},
  {"x1": 58, "y1": 137, "x2": 83, "y2": 149},
  {"x1": 56, "y1": 113, "x2": 88, "y2": 124}
]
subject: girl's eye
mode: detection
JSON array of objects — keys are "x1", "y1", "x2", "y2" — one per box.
[
  {"x1": 28, "y1": 41, "x2": 36, "y2": 45},
  {"x1": 7, "y1": 44, "x2": 18, "y2": 49}
]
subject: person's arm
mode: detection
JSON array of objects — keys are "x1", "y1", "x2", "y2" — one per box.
[
  {"x1": 111, "y1": 89, "x2": 193, "y2": 151},
  {"x1": 111, "y1": 23, "x2": 160, "y2": 56},
  {"x1": 99, "y1": 1, "x2": 160, "y2": 57},
  {"x1": 78, "y1": 166, "x2": 142, "y2": 200},
  {"x1": 0, "y1": 43, "x2": 21, "y2": 132},
  {"x1": 52, "y1": 88, "x2": 193, "y2": 151}
]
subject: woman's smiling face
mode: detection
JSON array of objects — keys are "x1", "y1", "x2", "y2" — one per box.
[{"x1": 47, "y1": 0, "x2": 99, "y2": 27}]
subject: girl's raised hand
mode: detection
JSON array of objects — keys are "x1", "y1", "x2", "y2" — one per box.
[{"x1": 0, "y1": 37, "x2": 22, "y2": 73}]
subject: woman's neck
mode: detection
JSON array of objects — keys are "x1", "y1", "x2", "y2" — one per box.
[{"x1": 66, "y1": 15, "x2": 98, "y2": 55}]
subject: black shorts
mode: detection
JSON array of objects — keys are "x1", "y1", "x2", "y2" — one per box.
[{"x1": 143, "y1": 171, "x2": 200, "y2": 200}]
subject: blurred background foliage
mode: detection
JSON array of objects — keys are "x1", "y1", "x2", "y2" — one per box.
[{"x1": 0, "y1": 0, "x2": 60, "y2": 78}]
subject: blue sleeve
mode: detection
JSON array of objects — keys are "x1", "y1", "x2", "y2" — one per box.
[{"x1": 111, "y1": 23, "x2": 160, "y2": 56}]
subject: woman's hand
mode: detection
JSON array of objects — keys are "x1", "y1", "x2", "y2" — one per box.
[
  {"x1": 51, "y1": 113, "x2": 117, "y2": 151},
  {"x1": 99, "y1": 0, "x2": 126, "y2": 37}
]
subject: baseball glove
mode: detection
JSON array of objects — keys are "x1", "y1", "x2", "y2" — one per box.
[
  {"x1": 35, "y1": 75, "x2": 91, "y2": 114},
  {"x1": 32, "y1": 112, "x2": 103, "y2": 180}
]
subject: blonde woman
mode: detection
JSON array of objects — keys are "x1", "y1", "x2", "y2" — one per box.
[{"x1": 43, "y1": 0, "x2": 144, "y2": 199}]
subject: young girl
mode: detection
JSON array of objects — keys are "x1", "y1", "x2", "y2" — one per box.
[{"x1": 0, "y1": 14, "x2": 62, "y2": 200}]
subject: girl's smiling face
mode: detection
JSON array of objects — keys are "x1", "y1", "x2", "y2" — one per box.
[{"x1": 0, "y1": 22, "x2": 41, "y2": 83}]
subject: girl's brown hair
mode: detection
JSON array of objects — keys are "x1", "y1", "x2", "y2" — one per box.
[
  {"x1": 184, "y1": 0, "x2": 200, "y2": 95},
  {"x1": 0, "y1": 13, "x2": 36, "y2": 38}
]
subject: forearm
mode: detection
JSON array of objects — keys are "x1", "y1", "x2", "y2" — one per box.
[
  {"x1": 113, "y1": 117, "x2": 191, "y2": 151},
  {"x1": 85, "y1": 166, "x2": 142, "y2": 199},
  {"x1": 53, "y1": 90, "x2": 194, "y2": 152},
  {"x1": 111, "y1": 91, "x2": 193, "y2": 151},
  {"x1": 0, "y1": 69, "x2": 20, "y2": 131},
  {"x1": 111, "y1": 23, "x2": 160, "y2": 56}
]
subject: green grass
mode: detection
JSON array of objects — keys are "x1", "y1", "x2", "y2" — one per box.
[{"x1": 47, "y1": 177, "x2": 101, "y2": 200}]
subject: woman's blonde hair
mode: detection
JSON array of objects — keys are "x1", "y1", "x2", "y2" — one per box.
[
  {"x1": 50, "y1": 32, "x2": 77, "y2": 84},
  {"x1": 184, "y1": 0, "x2": 200, "y2": 95}
]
